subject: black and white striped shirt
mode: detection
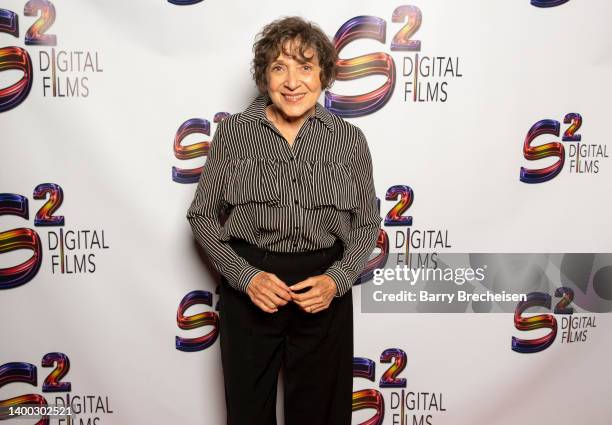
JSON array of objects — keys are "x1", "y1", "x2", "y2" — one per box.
[{"x1": 186, "y1": 94, "x2": 381, "y2": 297}]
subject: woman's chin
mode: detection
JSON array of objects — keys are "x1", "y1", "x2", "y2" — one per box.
[{"x1": 276, "y1": 105, "x2": 315, "y2": 121}]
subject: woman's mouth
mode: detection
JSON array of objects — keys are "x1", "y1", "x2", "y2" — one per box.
[{"x1": 283, "y1": 93, "x2": 306, "y2": 103}]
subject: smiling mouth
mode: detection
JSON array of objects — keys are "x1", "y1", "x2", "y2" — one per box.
[{"x1": 282, "y1": 93, "x2": 306, "y2": 103}]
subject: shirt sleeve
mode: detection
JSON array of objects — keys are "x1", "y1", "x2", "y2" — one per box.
[
  {"x1": 324, "y1": 128, "x2": 382, "y2": 297},
  {"x1": 186, "y1": 120, "x2": 262, "y2": 293}
]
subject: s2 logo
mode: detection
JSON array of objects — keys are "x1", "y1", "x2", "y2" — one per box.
[
  {"x1": 0, "y1": 183, "x2": 64, "y2": 289},
  {"x1": 512, "y1": 288, "x2": 573, "y2": 353},
  {"x1": 352, "y1": 348, "x2": 408, "y2": 424},
  {"x1": 326, "y1": 5, "x2": 423, "y2": 117},
  {"x1": 359, "y1": 185, "x2": 414, "y2": 284},
  {"x1": 0, "y1": 1, "x2": 58, "y2": 113},
  {"x1": 0, "y1": 352, "x2": 71, "y2": 424},
  {"x1": 519, "y1": 113, "x2": 582, "y2": 183}
]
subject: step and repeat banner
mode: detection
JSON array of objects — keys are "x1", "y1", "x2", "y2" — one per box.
[{"x1": 1, "y1": 0, "x2": 611, "y2": 424}]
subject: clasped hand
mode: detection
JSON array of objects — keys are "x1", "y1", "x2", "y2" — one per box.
[{"x1": 246, "y1": 271, "x2": 337, "y2": 314}]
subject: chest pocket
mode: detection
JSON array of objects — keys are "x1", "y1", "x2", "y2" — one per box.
[
  {"x1": 223, "y1": 158, "x2": 280, "y2": 206},
  {"x1": 300, "y1": 161, "x2": 358, "y2": 211}
]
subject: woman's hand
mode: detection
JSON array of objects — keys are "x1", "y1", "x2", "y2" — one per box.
[
  {"x1": 246, "y1": 271, "x2": 292, "y2": 313},
  {"x1": 289, "y1": 275, "x2": 338, "y2": 313}
]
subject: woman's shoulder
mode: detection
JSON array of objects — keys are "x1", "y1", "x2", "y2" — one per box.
[
  {"x1": 211, "y1": 112, "x2": 255, "y2": 151},
  {"x1": 325, "y1": 112, "x2": 370, "y2": 160},
  {"x1": 214, "y1": 112, "x2": 243, "y2": 131},
  {"x1": 218, "y1": 95, "x2": 268, "y2": 129},
  {"x1": 329, "y1": 113, "x2": 366, "y2": 139}
]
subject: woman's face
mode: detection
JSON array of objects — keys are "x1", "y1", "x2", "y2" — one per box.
[{"x1": 266, "y1": 42, "x2": 322, "y2": 122}]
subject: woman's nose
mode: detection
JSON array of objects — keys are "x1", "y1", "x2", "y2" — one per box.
[{"x1": 284, "y1": 67, "x2": 299, "y2": 89}]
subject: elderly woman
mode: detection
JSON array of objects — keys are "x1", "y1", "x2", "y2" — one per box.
[{"x1": 186, "y1": 16, "x2": 381, "y2": 425}]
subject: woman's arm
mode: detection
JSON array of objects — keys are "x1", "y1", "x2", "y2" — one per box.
[
  {"x1": 186, "y1": 120, "x2": 262, "y2": 293},
  {"x1": 324, "y1": 128, "x2": 382, "y2": 297}
]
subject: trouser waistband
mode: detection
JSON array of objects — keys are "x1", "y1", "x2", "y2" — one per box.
[{"x1": 228, "y1": 238, "x2": 344, "y2": 284}]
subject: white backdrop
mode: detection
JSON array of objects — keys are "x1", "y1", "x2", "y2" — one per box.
[{"x1": 1, "y1": 0, "x2": 611, "y2": 424}]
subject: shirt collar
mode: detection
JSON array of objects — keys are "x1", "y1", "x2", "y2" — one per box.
[{"x1": 237, "y1": 93, "x2": 335, "y2": 133}]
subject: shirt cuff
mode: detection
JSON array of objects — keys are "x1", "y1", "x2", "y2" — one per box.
[
  {"x1": 236, "y1": 265, "x2": 263, "y2": 294},
  {"x1": 324, "y1": 266, "x2": 351, "y2": 298}
]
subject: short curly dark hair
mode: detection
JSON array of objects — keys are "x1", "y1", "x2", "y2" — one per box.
[{"x1": 251, "y1": 16, "x2": 338, "y2": 93}]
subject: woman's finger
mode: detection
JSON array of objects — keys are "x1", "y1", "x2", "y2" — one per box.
[
  {"x1": 268, "y1": 273, "x2": 291, "y2": 290},
  {"x1": 264, "y1": 289, "x2": 289, "y2": 306},
  {"x1": 255, "y1": 296, "x2": 278, "y2": 313},
  {"x1": 269, "y1": 280, "x2": 292, "y2": 301},
  {"x1": 296, "y1": 296, "x2": 325, "y2": 310},
  {"x1": 289, "y1": 278, "x2": 315, "y2": 292},
  {"x1": 309, "y1": 303, "x2": 331, "y2": 314}
]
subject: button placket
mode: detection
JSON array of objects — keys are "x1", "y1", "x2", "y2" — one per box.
[
  {"x1": 261, "y1": 116, "x2": 314, "y2": 252},
  {"x1": 289, "y1": 158, "x2": 301, "y2": 249},
  {"x1": 290, "y1": 117, "x2": 311, "y2": 155}
]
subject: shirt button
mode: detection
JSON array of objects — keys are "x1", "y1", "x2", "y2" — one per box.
[
  {"x1": 292, "y1": 178, "x2": 296, "y2": 183},
  {"x1": 294, "y1": 225, "x2": 299, "y2": 230},
  {"x1": 294, "y1": 199, "x2": 299, "y2": 205},
  {"x1": 292, "y1": 242, "x2": 298, "y2": 247},
  {"x1": 289, "y1": 156, "x2": 295, "y2": 161}
]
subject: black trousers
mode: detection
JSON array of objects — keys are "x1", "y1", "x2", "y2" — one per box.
[{"x1": 218, "y1": 238, "x2": 353, "y2": 425}]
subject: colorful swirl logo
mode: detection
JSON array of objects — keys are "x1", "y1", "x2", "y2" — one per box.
[
  {"x1": 172, "y1": 113, "x2": 229, "y2": 183},
  {"x1": 531, "y1": 0, "x2": 570, "y2": 7},
  {"x1": 512, "y1": 292, "x2": 558, "y2": 353},
  {"x1": 520, "y1": 119, "x2": 565, "y2": 183},
  {"x1": 0, "y1": 194, "x2": 42, "y2": 290},
  {"x1": 175, "y1": 290, "x2": 219, "y2": 352},
  {"x1": 353, "y1": 357, "x2": 385, "y2": 425},
  {"x1": 0, "y1": 362, "x2": 47, "y2": 422},
  {"x1": 519, "y1": 113, "x2": 598, "y2": 183},
  {"x1": 326, "y1": 16, "x2": 395, "y2": 117},
  {"x1": 0, "y1": 8, "x2": 33, "y2": 113},
  {"x1": 167, "y1": 0, "x2": 203, "y2": 5}
]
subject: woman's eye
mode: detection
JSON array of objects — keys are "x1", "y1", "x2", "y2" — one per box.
[
  {"x1": 302, "y1": 65, "x2": 312, "y2": 71},
  {"x1": 272, "y1": 65, "x2": 283, "y2": 72}
]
